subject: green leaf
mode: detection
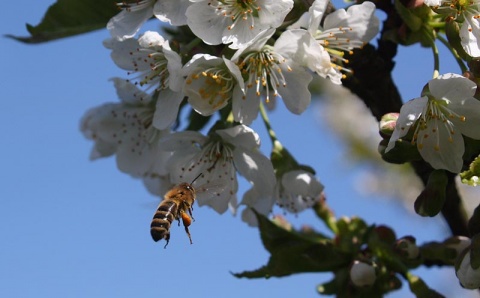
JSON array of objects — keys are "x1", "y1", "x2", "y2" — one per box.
[
  {"x1": 6, "y1": 0, "x2": 119, "y2": 43},
  {"x1": 460, "y1": 155, "x2": 480, "y2": 186},
  {"x1": 233, "y1": 211, "x2": 349, "y2": 278}
]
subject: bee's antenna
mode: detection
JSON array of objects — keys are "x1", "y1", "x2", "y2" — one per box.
[{"x1": 191, "y1": 173, "x2": 203, "y2": 185}]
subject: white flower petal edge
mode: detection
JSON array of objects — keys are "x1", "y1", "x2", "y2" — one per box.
[
  {"x1": 385, "y1": 96, "x2": 427, "y2": 152},
  {"x1": 153, "y1": 0, "x2": 191, "y2": 26},
  {"x1": 106, "y1": 0, "x2": 155, "y2": 41},
  {"x1": 277, "y1": 170, "x2": 324, "y2": 213},
  {"x1": 387, "y1": 73, "x2": 480, "y2": 173}
]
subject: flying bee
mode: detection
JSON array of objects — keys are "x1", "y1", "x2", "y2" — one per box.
[{"x1": 150, "y1": 174, "x2": 202, "y2": 248}]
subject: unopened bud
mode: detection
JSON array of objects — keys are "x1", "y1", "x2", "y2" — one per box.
[
  {"x1": 395, "y1": 236, "x2": 420, "y2": 259},
  {"x1": 456, "y1": 250, "x2": 480, "y2": 289},
  {"x1": 379, "y1": 113, "x2": 399, "y2": 137},
  {"x1": 350, "y1": 260, "x2": 376, "y2": 287}
]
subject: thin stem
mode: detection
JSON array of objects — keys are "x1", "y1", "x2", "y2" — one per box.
[
  {"x1": 437, "y1": 34, "x2": 468, "y2": 74},
  {"x1": 259, "y1": 101, "x2": 278, "y2": 145},
  {"x1": 431, "y1": 39, "x2": 440, "y2": 79}
]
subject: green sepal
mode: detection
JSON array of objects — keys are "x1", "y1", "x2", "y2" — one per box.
[
  {"x1": 460, "y1": 154, "x2": 480, "y2": 186},
  {"x1": 233, "y1": 211, "x2": 349, "y2": 278},
  {"x1": 414, "y1": 170, "x2": 447, "y2": 217},
  {"x1": 392, "y1": 0, "x2": 436, "y2": 47},
  {"x1": 379, "y1": 138, "x2": 422, "y2": 164},
  {"x1": 7, "y1": 0, "x2": 119, "y2": 43},
  {"x1": 394, "y1": 0, "x2": 422, "y2": 31},
  {"x1": 445, "y1": 20, "x2": 469, "y2": 61}
]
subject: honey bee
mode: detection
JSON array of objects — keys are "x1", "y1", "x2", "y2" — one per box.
[{"x1": 150, "y1": 174, "x2": 201, "y2": 248}]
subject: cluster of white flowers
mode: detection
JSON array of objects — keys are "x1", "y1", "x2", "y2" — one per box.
[
  {"x1": 425, "y1": 0, "x2": 480, "y2": 57},
  {"x1": 82, "y1": 0, "x2": 380, "y2": 225}
]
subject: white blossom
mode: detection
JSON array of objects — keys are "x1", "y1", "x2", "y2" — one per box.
[
  {"x1": 159, "y1": 124, "x2": 275, "y2": 214},
  {"x1": 278, "y1": 0, "x2": 379, "y2": 84},
  {"x1": 456, "y1": 250, "x2": 480, "y2": 289},
  {"x1": 427, "y1": 0, "x2": 480, "y2": 57},
  {"x1": 185, "y1": 0, "x2": 294, "y2": 49},
  {"x1": 276, "y1": 170, "x2": 324, "y2": 213},
  {"x1": 107, "y1": 0, "x2": 191, "y2": 40},
  {"x1": 231, "y1": 29, "x2": 313, "y2": 124},
  {"x1": 386, "y1": 73, "x2": 480, "y2": 173},
  {"x1": 80, "y1": 78, "x2": 171, "y2": 177},
  {"x1": 104, "y1": 31, "x2": 184, "y2": 129},
  {"x1": 182, "y1": 54, "x2": 245, "y2": 116}
]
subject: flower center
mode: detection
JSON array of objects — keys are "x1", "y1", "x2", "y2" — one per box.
[
  {"x1": 413, "y1": 97, "x2": 466, "y2": 151},
  {"x1": 210, "y1": 0, "x2": 261, "y2": 30},
  {"x1": 186, "y1": 66, "x2": 235, "y2": 109},
  {"x1": 314, "y1": 28, "x2": 365, "y2": 77},
  {"x1": 237, "y1": 48, "x2": 290, "y2": 102},
  {"x1": 128, "y1": 47, "x2": 170, "y2": 91}
]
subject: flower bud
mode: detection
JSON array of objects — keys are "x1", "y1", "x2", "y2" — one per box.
[
  {"x1": 456, "y1": 250, "x2": 480, "y2": 289},
  {"x1": 395, "y1": 236, "x2": 420, "y2": 259},
  {"x1": 379, "y1": 113, "x2": 399, "y2": 137},
  {"x1": 350, "y1": 260, "x2": 376, "y2": 287}
]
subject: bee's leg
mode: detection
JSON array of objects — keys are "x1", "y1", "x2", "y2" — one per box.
[
  {"x1": 163, "y1": 233, "x2": 170, "y2": 249},
  {"x1": 188, "y1": 206, "x2": 195, "y2": 222},
  {"x1": 181, "y1": 212, "x2": 193, "y2": 244}
]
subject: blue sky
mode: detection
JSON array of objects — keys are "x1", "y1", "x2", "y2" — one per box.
[{"x1": 1, "y1": 1, "x2": 477, "y2": 297}]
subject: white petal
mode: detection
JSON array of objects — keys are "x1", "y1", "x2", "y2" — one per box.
[
  {"x1": 138, "y1": 31, "x2": 165, "y2": 48},
  {"x1": 216, "y1": 125, "x2": 260, "y2": 149},
  {"x1": 385, "y1": 96, "x2": 427, "y2": 152},
  {"x1": 107, "y1": 5, "x2": 153, "y2": 41},
  {"x1": 159, "y1": 131, "x2": 208, "y2": 151},
  {"x1": 163, "y1": 42, "x2": 184, "y2": 92},
  {"x1": 324, "y1": 1, "x2": 380, "y2": 43},
  {"x1": 231, "y1": 28, "x2": 276, "y2": 61},
  {"x1": 186, "y1": 2, "x2": 225, "y2": 45},
  {"x1": 110, "y1": 78, "x2": 151, "y2": 105},
  {"x1": 461, "y1": 18, "x2": 480, "y2": 58},
  {"x1": 258, "y1": 0, "x2": 294, "y2": 28},
  {"x1": 233, "y1": 149, "x2": 276, "y2": 190},
  {"x1": 418, "y1": 118, "x2": 465, "y2": 173},
  {"x1": 306, "y1": 0, "x2": 329, "y2": 36},
  {"x1": 153, "y1": 0, "x2": 190, "y2": 26},
  {"x1": 108, "y1": 38, "x2": 147, "y2": 71},
  {"x1": 232, "y1": 86, "x2": 261, "y2": 125},
  {"x1": 429, "y1": 73, "x2": 476, "y2": 101},
  {"x1": 223, "y1": 57, "x2": 245, "y2": 92},
  {"x1": 449, "y1": 97, "x2": 480, "y2": 139},
  {"x1": 277, "y1": 63, "x2": 312, "y2": 114},
  {"x1": 152, "y1": 89, "x2": 184, "y2": 130}
]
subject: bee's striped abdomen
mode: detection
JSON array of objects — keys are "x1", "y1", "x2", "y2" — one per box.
[{"x1": 150, "y1": 201, "x2": 178, "y2": 245}]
